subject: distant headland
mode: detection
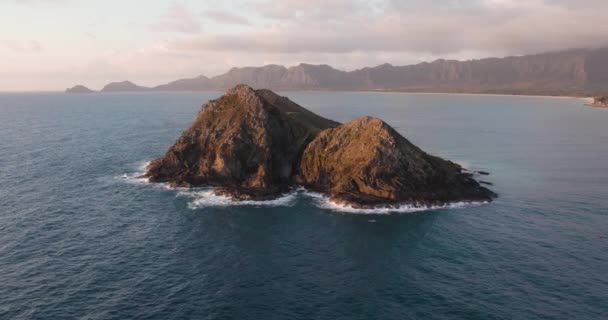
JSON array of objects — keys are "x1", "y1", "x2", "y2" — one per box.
[
  {"x1": 143, "y1": 84, "x2": 496, "y2": 208},
  {"x1": 71, "y1": 47, "x2": 608, "y2": 97},
  {"x1": 101, "y1": 81, "x2": 148, "y2": 92}
]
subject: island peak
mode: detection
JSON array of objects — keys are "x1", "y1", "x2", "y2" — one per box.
[
  {"x1": 145, "y1": 84, "x2": 338, "y2": 200},
  {"x1": 297, "y1": 116, "x2": 496, "y2": 207}
]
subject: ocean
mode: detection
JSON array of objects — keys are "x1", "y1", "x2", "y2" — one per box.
[{"x1": 1, "y1": 91, "x2": 607, "y2": 319}]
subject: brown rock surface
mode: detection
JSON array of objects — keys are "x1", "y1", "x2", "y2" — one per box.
[
  {"x1": 297, "y1": 116, "x2": 496, "y2": 207},
  {"x1": 145, "y1": 84, "x2": 338, "y2": 199}
]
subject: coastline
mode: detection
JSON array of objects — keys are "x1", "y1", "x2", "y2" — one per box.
[{"x1": 331, "y1": 90, "x2": 593, "y2": 101}]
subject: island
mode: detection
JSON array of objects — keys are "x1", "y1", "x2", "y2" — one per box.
[
  {"x1": 586, "y1": 97, "x2": 608, "y2": 108},
  {"x1": 144, "y1": 84, "x2": 496, "y2": 208},
  {"x1": 100, "y1": 81, "x2": 149, "y2": 92},
  {"x1": 65, "y1": 85, "x2": 95, "y2": 93}
]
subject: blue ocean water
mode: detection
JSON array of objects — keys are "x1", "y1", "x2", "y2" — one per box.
[{"x1": 0, "y1": 91, "x2": 607, "y2": 319}]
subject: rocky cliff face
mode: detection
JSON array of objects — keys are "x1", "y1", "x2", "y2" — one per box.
[
  {"x1": 145, "y1": 84, "x2": 338, "y2": 199},
  {"x1": 146, "y1": 85, "x2": 495, "y2": 207},
  {"x1": 297, "y1": 117, "x2": 495, "y2": 207}
]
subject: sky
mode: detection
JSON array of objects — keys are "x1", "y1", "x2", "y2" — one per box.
[{"x1": 1, "y1": 0, "x2": 608, "y2": 91}]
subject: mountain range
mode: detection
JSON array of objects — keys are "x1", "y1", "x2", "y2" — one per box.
[{"x1": 71, "y1": 48, "x2": 608, "y2": 96}]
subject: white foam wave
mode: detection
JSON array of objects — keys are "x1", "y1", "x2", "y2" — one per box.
[
  {"x1": 117, "y1": 161, "x2": 489, "y2": 213},
  {"x1": 453, "y1": 160, "x2": 471, "y2": 170},
  {"x1": 302, "y1": 191, "x2": 487, "y2": 214},
  {"x1": 179, "y1": 188, "x2": 299, "y2": 209},
  {"x1": 137, "y1": 160, "x2": 151, "y2": 171},
  {"x1": 117, "y1": 161, "x2": 151, "y2": 184}
]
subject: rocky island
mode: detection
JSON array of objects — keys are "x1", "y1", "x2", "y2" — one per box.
[
  {"x1": 145, "y1": 84, "x2": 496, "y2": 208},
  {"x1": 586, "y1": 97, "x2": 608, "y2": 108},
  {"x1": 65, "y1": 85, "x2": 95, "y2": 93}
]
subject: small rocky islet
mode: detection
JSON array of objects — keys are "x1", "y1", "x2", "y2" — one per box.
[{"x1": 144, "y1": 84, "x2": 496, "y2": 208}]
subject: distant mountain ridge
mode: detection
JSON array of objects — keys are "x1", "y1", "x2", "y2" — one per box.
[{"x1": 95, "y1": 48, "x2": 608, "y2": 96}]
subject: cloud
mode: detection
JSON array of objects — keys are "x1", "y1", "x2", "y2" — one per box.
[
  {"x1": 203, "y1": 10, "x2": 250, "y2": 25},
  {"x1": 11, "y1": 0, "x2": 67, "y2": 4},
  {"x1": 161, "y1": 0, "x2": 608, "y2": 57},
  {"x1": 258, "y1": 0, "x2": 366, "y2": 19},
  {"x1": 0, "y1": 40, "x2": 43, "y2": 53},
  {"x1": 149, "y1": 2, "x2": 201, "y2": 34}
]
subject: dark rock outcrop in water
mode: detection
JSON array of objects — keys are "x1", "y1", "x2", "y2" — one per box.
[
  {"x1": 297, "y1": 117, "x2": 495, "y2": 207},
  {"x1": 145, "y1": 84, "x2": 338, "y2": 199},
  {"x1": 145, "y1": 85, "x2": 496, "y2": 207},
  {"x1": 65, "y1": 85, "x2": 95, "y2": 93}
]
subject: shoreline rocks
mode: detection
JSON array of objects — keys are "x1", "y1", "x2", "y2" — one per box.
[
  {"x1": 586, "y1": 97, "x2": 608, "y2": 108},
  {"x1": 145, "y1": 84, "x2": 496, "y2": 208}
]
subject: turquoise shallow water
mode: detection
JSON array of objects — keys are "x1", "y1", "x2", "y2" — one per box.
[{"x1": 0, "y1": 92, "x2": 607, "y2": 319}]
